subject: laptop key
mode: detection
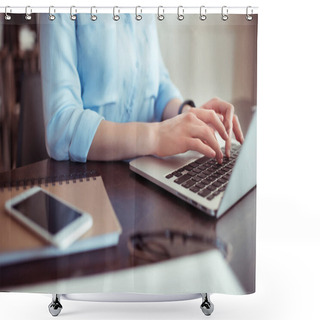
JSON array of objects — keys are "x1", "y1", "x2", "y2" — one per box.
[
  {"x1": 173, "y1": 171, "x2": 183, "y2": 177},
  {"x1": 197, "y1": 173, "x2": 206, "y2": 179},
  {"x1": 198, "y1": 188, "x2": 211, "y2": 197},
  {"x1": 212, "y1": 180, "x2": 222, "y2": 188},
  {"x1": 190, "y1": 186, "x2": 200, "y2": 193},
  {"x1": 193, "y1": 176, "x2": 202, "y2": 182},
  {"x1": 174, "y1": 174, "x2": 191, "y2": 184},
  {"x1": 207, "y1": 184, "x2": 217, "y2": 191},
  {"x1": 217, "y1": 178, "x2": 226, "y2": 185},
  {"x1": 219, "y1": 176, "x2": 228, "y2": 183},
  {"x1": 207, "y1": 190, "x2": 221, "y2": 201},
  {"x1": 195, "y1": 156, "x2": 210, "y2": 164},
  {"x1": 188, "y1": 162, "x2": 199, "y2": 168},
  {"x1": 202, "y1": 178, "x2": 211, "y2": 186},
  {"x1": 196, "y1": 182, "x2": 206, "y2": 189},
  {"x1": 181, "y1": 165, "x2": 192, "y2": 172},
  {"x1": 182, "y1": 179, "x2": 196, "y2": 188}
]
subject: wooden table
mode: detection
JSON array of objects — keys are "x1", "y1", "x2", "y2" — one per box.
[{"x1": 0, "y1": 159, "x2": 256, "y2": 292}]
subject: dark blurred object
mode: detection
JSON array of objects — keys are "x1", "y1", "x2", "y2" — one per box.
[
  {"x1": 0, "y1": 14, "x2": 43, "y2": 172},
  {"x1": 0, "y1": 47, "x2": 18, "y2": 172},
  {"x1": 16, "y1": 72, "x2": 48, "y2": 167},
  {"x1": 128, "y1": 229, "x2": 230, "y2": 264}
]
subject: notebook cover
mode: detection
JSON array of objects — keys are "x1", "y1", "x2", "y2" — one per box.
[{"x1": 0, "y1": 176, "x2": 122, "y2": 266}]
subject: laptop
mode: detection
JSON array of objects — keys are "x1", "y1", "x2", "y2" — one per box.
[{"x1": 130, "y1": 111, "x2": 256, "y2": 219}]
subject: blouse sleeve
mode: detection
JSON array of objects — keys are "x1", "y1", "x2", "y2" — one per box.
[
  {"x1": 154, "y1": 47, "x2": 183, "y2": 121},
  {"x1": 40, "y1": 14, "x2": 103, "y2": 162}
]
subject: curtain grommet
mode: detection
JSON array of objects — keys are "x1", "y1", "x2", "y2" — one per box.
[
  {"x1": 70, "y1": 6, "x2": 77, "y2": 21},
  {"x1": 157, "y1": 6, "x2": 165, "y2": 21},
  {"x1": 200, "y1": 6, "x2": 207, "y2": 21},
  {"x1": 4, "y1": 6, "x2": 12, "y2": 21},
  {"x1": 246, "y1": 6, "x2": 253, "y2": 21},
  {"x1": 135, "y1": 6, "x2": 142, "y2": 21},
  {"x1": 25, "y1": 6, "x2": 32, "y2": 21},
  {"x1": 113, "y1": 6, "x2": 120, "y2": 21},
  {"x1": 49, "y1": 6, "x2": 56, "y2": 21},
  {"x1": 221, "y1": 6, "x2": 228, "y2": 21},
  {"x1": 177, "y1": 6, "x2": 184, "y2": 21},
  {"x1": 91, "y1": 6, "x2": 97, "y2": 21}
]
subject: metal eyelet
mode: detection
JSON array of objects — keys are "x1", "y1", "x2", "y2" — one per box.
[
  {"x1": 246, "y1": 6, "x2": 253, "y2": 21},
  {"x1": 25, "y1": 6, "x2": 32, "y2": 21},
  {"x1": 177, "y1": 6, "x2": 184, "y2": 21},
  {"x1": 157, "y1": 6, "x2": 165, "y2": 21},
  {"x1": 113, "y1": 6, "x2": 120, "y2": 21},
  {"x1": 70, "y1": 6, "x2": 77, "y2": 21},
  {"x1": 49, "y1": 6, "x2": 56, "y2": 21},
  {"x1": 4, "y1": 6, "x2": 12, "y2": 21},
  {"x1": 91, "y1": 6, "x2": 97, "y2": 21},
  {"x1": 221, "y1": 6, "x2": 229, "y2": 21},
  {"x1": 135, "y1": 6, "x2": 142, "y2": 21},
  {"x1": 200, "y1": 6, "x2": 207, "y2": 21}
]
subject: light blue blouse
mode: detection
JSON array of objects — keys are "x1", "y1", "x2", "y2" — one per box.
[{"x1": 40, "y1": 14, "x2": 182, "y2": 162}]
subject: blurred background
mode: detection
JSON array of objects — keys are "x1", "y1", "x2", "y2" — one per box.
[
  {"x1": 158, "y1": 14, "x2": 257, "y2": 135},
  {"x1": 0, "y1": 14, "x2": 44, "y2": 173},
  {"x1": 0, "y1": 13, "x2": 257, "y2": 173}
]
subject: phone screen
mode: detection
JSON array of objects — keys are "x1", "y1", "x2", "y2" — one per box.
[{"x1": 13, "y1": 190, "x2": 82, "y2": 235}]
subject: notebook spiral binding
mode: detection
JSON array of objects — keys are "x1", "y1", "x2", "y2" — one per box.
[
  {"x1": 0, "y1": 170, "x2": 99, "y2": 192},
  {"x1": 1, "y1": 6, "x2": 256, "y2": 22}
]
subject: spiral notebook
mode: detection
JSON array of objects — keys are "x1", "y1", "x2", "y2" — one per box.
[{"x1": 0, "y1": 175, "x2": 122, "y2": 266}]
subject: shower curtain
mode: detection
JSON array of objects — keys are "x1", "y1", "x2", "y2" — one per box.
[{"x1": 0, "y1": 6, "x2": 257, "y2": 314}]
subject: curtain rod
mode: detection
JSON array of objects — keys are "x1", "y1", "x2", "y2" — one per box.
[{"x1": 0, "y1": 6, "x2": 259, "y2": 15}]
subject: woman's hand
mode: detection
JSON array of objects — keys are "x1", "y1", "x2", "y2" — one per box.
[
  {"x1": 183, "y1": 98, "x2": 244, "y2": 158},
  {"x1": 154, "y1": 110, "x2": 229, "y2": 163},
  {"x1": 88, "y1": 98, "x2": 244, "y2": 163}
]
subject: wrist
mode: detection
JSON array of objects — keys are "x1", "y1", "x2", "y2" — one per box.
[
  {"x1": 140, "y1": 122, "x2": 159, "y2": 156},
  {"x1": 178, "y1": 100, "x2": 196, "y2": 114}
]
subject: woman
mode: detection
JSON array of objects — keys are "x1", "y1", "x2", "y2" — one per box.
[{"x1": 40, "y1": 14, "x2": 243, "y2": 163}]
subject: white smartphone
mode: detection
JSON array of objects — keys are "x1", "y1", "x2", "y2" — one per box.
[{"x1": 5, "y1": 186, "x2": 93, "y2": 249}]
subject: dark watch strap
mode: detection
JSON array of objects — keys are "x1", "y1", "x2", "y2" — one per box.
[{"x1": 178, "y1": 100, "x2": 196, "y2": 115}]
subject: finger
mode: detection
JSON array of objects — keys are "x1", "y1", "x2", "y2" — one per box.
[
  {"x1": 223, "y1": 104, "x2": 234, "y2": 138},
  {"x1": 200, "y1": 98, "x2": 234, "y2": 137},
  {"x1": 201, "y1": 97, "x2": 232, "y2": 115},
  {"x1": 225, "y1": 120, "x2": 233, "y2": 158},
  {"x1": 187, "y1": 138, "x2": 216, "y2": 159},
  {"x1": 232, "y1": 115, "x2": 244, "y2": 144},
  {"x1": 225, "y1": 135, "x2": 232, "y2": 158},
  {"x1": 190, "y1": 108, "x2": 228, "y2": 141},
  {"x1": 191, "y1": 125, "x2": 224, "y2": 163}
]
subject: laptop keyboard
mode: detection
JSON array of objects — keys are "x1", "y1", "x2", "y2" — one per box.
[{"x1": 165, "y1": 145, "x2": 241, "y2": 201}]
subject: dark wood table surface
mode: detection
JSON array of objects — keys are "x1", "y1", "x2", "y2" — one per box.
[{"x1": 0, "y1": 159, "x2": 256, "y2": 292}]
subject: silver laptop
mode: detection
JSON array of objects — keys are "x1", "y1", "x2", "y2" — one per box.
[{"x1": 130, "y1": 111, "x2": 256, "y2": 219}]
